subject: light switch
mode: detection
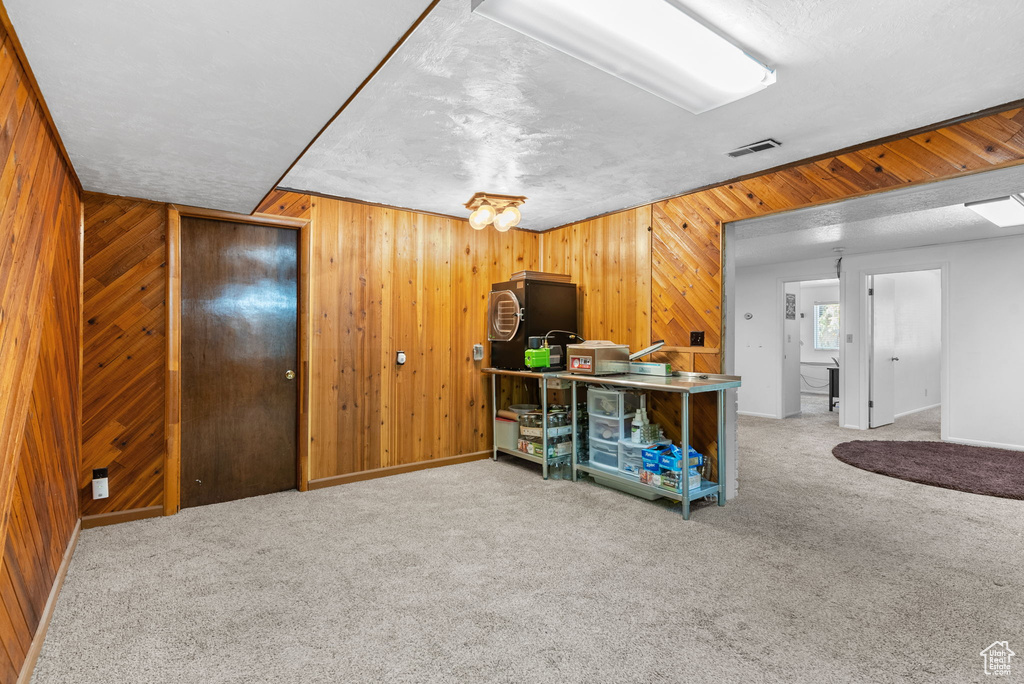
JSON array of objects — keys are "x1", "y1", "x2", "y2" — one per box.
[
  {"x1": 472, "y1": 344, "x2": 484, "y2": 361},
  {"x1": 846, "y1": 334, "x2": 853, "y2": 343}
]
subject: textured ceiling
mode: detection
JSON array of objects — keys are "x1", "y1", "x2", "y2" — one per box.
[
  {"x1": 4, "y1": 0, "x2": 434, "y2": 213},
  {"x1": 733, "y1": 165, "x2": 1024, "y2": 267},
  {"x1": 285, "y1": 0, "x2": 1024, "y2": 230},
  {"x1": 8, "y1": 1, "x2": 1024, "y2": 223}
]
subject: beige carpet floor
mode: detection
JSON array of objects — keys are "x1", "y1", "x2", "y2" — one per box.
[{"x1": 33, "y1": 403, "x2": 1022, "y2": 683}]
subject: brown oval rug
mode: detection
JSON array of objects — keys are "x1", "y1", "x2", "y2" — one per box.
[{"x1": 833, "y1": 440, "x2": 1024, "y2": 500}]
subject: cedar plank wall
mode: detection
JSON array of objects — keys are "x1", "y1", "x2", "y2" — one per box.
[
  {"x1": 0, "y1": 24, "x2": 81, "y2": 684},
  {"x1": 80, "y1": 195, "x2": 166, "y2": 517},
  {"x1": 81, "y1": 189, "x2": 539, "y2": 501},
  {"x1": 294, "y1": 194, "x2": 539, "y2": 480},
  {"x1": 541, "y1": 106, "x2": 1024, "y2": 479},
  {"x1": 541, "y1": 207, "x2": 652, "y2": 351}
]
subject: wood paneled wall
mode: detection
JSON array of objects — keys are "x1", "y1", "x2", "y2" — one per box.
[
  {"x1": 83, "y1": 106, "x2": 1024, "y2": 511},
  {"x1": 541, "y1": 207, "x2": 652, "y2": 351},
  {"x1": 80, "y1": 195, "x2": 166, "y2": 517},
  {"x1": 82, "y1": 190, "x2": 540, "y2": 499},
  {"x1": 303, "y1": 195, "x2": 538, "y2": 480},
  {"x1": 0, "y1": 23, "x2": 81, "y2": 684}
]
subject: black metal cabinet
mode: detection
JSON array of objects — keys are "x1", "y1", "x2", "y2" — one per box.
[{"x1": 488, "y1": 278, "x2": 577, "y2": 371}]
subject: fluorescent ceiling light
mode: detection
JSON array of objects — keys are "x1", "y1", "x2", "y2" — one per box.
[
  {"x1": 964, "y1": 195, "x2": 1024, "y2": 227},
  {"x1": 471, "y1": 0, "x2": 776, "y2": 114}
]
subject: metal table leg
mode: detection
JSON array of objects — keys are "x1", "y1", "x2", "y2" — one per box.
[
  {"x1": 491, "y1": 374, "x2": 498, "y2": 461},
  {"x1": 541, "y1": 376, "x2": 548, "y2": 480},
  {"x1": 717, "y1": 389, "x2": 726, "y2": 506},
  {"x1": 681, "y1": 393, "x2": 690, "y2": 520},
  {"x1": 571, "y1": 380, "x2": 578, "y2": 481}
]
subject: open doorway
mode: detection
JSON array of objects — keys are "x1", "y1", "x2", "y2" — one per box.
[
  {"x1": 868, "y1": 269, "x2": 942, "y2": 430},
  {"x1": 781, "y1": 279, "x2": 841, "y2": 421}
]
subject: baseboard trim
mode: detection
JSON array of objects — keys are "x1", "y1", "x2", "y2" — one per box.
[
  {"x1": 945, "y1": 436, "x2": 1024, "y2": 452},
  {"x1": 308, "y1": 451, "x2": 491, "y2": 490},
  {"x1": 16, "y1": 520, "x2": 80, "y2": 684},
  {"x1": 737, "y1": 411, "x2": 778, "y2": 419},
  {"x1": 81, "y1": 505, "x2": 163, "y2": 529},
  {"x1": 895, "y1": 403, "x2": 941, "y2": 419}
]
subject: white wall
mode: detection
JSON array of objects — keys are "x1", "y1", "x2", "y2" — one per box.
[
  {"x1": 890, "y1": 270, "x2": 941, "y2": 416},
  {"x1": 799, "y1": 282, "x2": 840, "y2": 394},
  {"x1": 734, "y1": 234, "x2": 1024, "y2": 450}
]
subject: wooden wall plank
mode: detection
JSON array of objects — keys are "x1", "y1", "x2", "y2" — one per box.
[
  {"x1": 80, "y1": 195, "x2": 166, "y2": 517},
  {"x1": 542, "y1": 207, "x2": 651, "y2": 350},
  {"x1": 301, "y1": 195, "x2": 538, "y2": 479},
  {"x1": 0, "y1": 21, "x2": 81, "y2": 682}
]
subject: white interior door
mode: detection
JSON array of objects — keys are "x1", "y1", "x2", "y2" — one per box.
[
  {"x1": 869, "y1": 275, "x2": 896, "y2": 428},
  {"x1": 782, "y1": 282, "x2": 801, "y2": 417}
]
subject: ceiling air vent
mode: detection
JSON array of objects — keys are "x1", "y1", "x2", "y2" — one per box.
[{"x1": 727, "y1": 138, "x2": 781, "y2": 158}]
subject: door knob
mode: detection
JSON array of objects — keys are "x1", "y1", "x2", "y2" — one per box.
[
  {"x1": 285, "y1": 370, "x2": 296, "y2": 380},
  {"x1": 891, "y1": 357, "x2": 900, "y2": 361}
]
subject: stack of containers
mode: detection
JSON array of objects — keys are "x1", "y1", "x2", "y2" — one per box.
[
  {"x1": 619, "y1": 438, "x2": 670, "y2": 477},
  {"x1": 575, "y1": 400, "x2": 589, "y2": 463},
  {"x1": 518, "y1": 410, "x2": 572, "y2": 460},
  {"x1": 586, "y1": 388, "x2": 640, "y2": 469}
]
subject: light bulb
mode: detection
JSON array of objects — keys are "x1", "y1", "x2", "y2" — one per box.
[
  {"x1": 501, "y1": 205, "x2": 521, "y2": 225},
  {"x1": 469, "y1": 203, "x2": 495, "y2": 230},
  {"x1": 493, "y1": 206, "x2": 520, "y2": 232}
]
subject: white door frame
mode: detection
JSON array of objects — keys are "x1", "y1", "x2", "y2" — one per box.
[
  {"x1": 856, "y1": 262, "x2": 949, "y2": 439},
  {"x1": 774, "y1": 272, "x2": 844, "y2": 420}
]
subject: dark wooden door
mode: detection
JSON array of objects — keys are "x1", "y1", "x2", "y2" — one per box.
[{"x1": 180, "y1": 217, "x2": 298, "y2": 508}]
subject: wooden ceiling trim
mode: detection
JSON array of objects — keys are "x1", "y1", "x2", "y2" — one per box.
[{"x1": 168, "y1": 203, "x2": 308, "y2": 230}]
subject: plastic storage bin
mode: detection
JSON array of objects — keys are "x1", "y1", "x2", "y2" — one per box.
[
  {"x1": 588, "y1": 437, "x2": 619, "y2": 469},
  {"x1": 587, "y1": 388, "x2": 641, "y2": 418},
  {"x1": 494, "y1": 418, "x2": 519, "y2": 451},
  {"x1": 619, "y1": 439, "x2": 670, "y2": 477},
  {"x1": 590, "y1": 414, "x2": 633, "y2": 442}
]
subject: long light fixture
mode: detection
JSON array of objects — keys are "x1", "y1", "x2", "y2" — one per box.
[
  {"x1": 466, "y1": 192, "x2": 527, "y2": 232},
  {"x1": 964, "y1": 195, "x2": 1024, "y2": 227},
  {"x1": 471, "y1": 0, "x2": 776, "y2": 114}
]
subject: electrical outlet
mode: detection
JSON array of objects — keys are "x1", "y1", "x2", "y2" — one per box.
[
  {"x1": 846, "y1": 333, "x2": 853, "y2": 343},
  {"x1": 690, "y1": 331, "x2": 705, "y2": 347},
  {"x1": 472, "y1": 343, "x2": 484, "y2": 361},
  {"x1": 92, "y1": 468, "x2": 109, "y2": 500}
]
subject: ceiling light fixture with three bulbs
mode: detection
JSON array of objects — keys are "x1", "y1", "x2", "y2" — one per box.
[{"x1": 465, "y1": 192, "x2": 527, "y2": 232}]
